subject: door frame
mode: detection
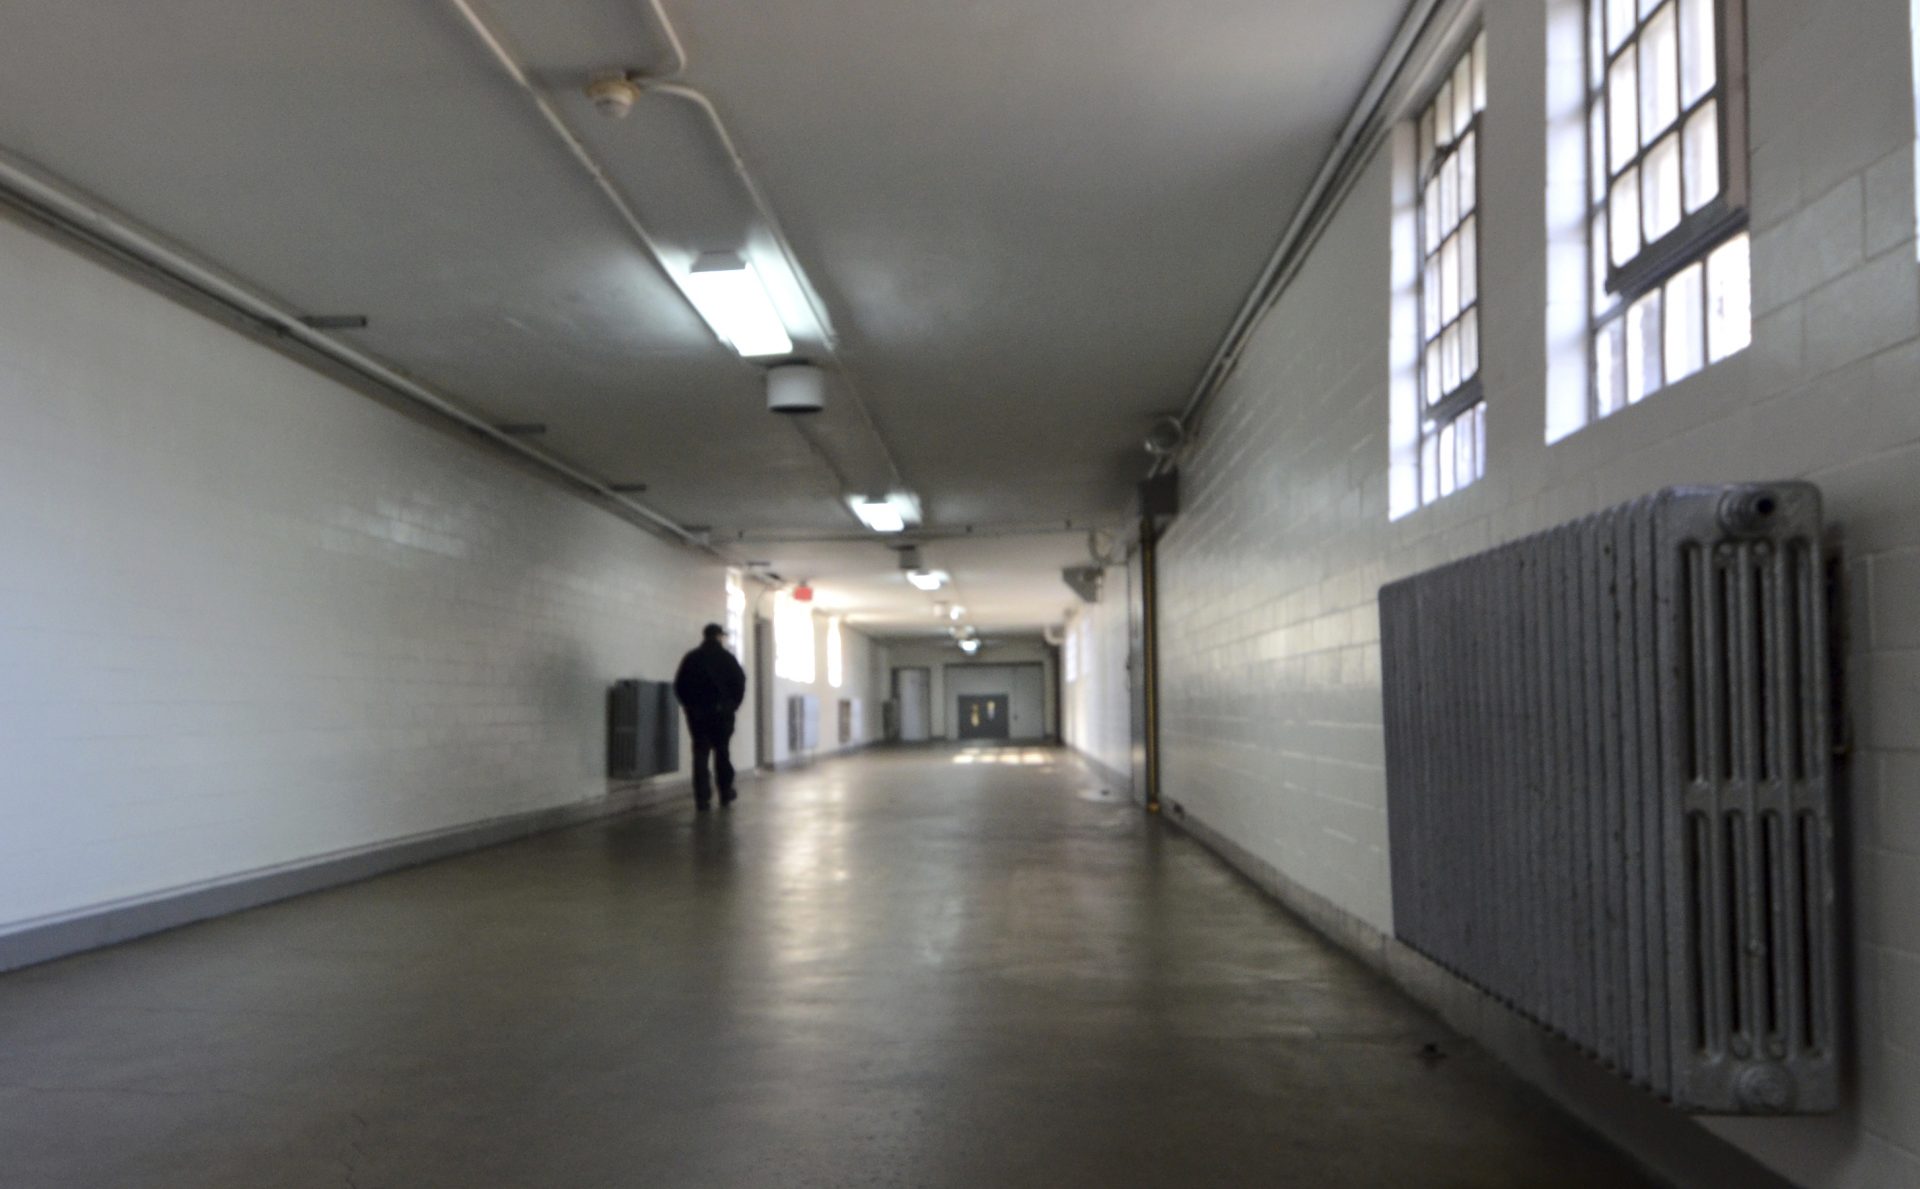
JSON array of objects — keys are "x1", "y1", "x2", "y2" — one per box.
[
  {"x1": 893, "y1": 665, "x2": 932, "y2": 743},
  {"x1": 956, "y1": 693, "x2": 1012, "y2": 741},
  {"x1": 753, "y1": 616, "x2": 775, "y2": 769}
]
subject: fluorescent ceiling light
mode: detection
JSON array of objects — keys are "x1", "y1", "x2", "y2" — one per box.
[
  {"x1": 949, "y1": 605, "x2": 965, "y2": 620},
  {"x1": 849, "y1": 492, "x2": 921, "y2": 534},
  {"x1": 851, "y1": 498, "x2": 906, "y2": 533},
  {"x1": 907, "y1": 569, "x2": 947, "y2": 592},
  {"x1": 959, "y1": 638, "x2": 982, "y2": 655},
  {"x1": 685, "y1": 252, "x2": 792, "y2": 358}
]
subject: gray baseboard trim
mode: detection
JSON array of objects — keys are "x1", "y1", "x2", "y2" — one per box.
[
  {"x1": 761, "y1": 740, "x2": 880, "y2": 772},
  {"x1": 1164, "y1": 805, "x2": 1797, "y2": 1189},
  {"x1": 1066, "y1": 747, "x2": 1131, "y2": 796},
  {"x1": 0, "y1": 777, "x2": 690, "y2": 975}
]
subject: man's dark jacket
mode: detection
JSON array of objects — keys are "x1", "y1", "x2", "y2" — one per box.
[{"x1": 673, "y1": 641, "x2": 746, "y2": 718}]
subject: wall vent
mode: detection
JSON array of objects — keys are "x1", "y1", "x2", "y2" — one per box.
[{"x1": 1379, "y1": 483, "x2": 1838, "y2": 1114}]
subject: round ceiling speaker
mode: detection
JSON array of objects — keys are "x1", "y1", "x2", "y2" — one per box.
[{"x1": 767, "y1": 363, "x2": 826, "y2": 414}]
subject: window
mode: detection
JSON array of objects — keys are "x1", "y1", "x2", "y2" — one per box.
[
  {"x1": 826, "y1": 616, "x2": 844, "y2": 689},
  {"x1": 1587, "y1": 0, "x2": 1749, "y2": 417},
  {"x1": 774, "y1": 591, "x2": 815, "y2": 684},
  {"x1": 1414, "y1": 32, "x2": 1489, "y2": 504},
  {"x1": 724, "y1": 569, "x2": 747, "y2": 661}
]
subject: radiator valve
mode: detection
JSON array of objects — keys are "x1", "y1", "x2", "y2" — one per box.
[{"x1": 1734, "y1": 1063, "x2": 1795, "y2": 1113}]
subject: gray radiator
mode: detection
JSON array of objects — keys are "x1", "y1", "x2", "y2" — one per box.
[{"x1": 1380, "y1": 483, "x2": 1837, "y2": 1114}]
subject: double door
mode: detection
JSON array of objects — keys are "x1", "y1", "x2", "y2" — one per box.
[{"x1": 957, "y1": 694, "x2": 1010, "y2": 740}]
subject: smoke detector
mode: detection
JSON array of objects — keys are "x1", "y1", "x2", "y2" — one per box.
[{"x1": 585, "y1": 74, "x2": 641, "y2": 119}]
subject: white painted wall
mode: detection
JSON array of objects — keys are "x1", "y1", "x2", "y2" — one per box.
[
  {"x1": 0, "y1": 209, "x2": 740, "y2": 936},
  {"x1": 945, "y1": 663, "x2": 1048, "y2": 741},
  {"x1": 883, "y1": 639, "x2": 1059, "y2": 740},
  {"x1": 1061, "y1": 580, "x2": 1132, "y2": 784},
  {"x1": 1127, "y1": 0, "x2": 1920, "y2": 1184},
  {"x1": 766, "y1": 611, "x2": 889, "y2": 765}
]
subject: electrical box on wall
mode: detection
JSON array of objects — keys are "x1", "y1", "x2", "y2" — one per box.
[
  {"x1": 608, "y1": 679, "x2": 678, "y2": 780},
  {"x1": 788, "y1": 694, "x2": 821, "y2": 753},
  {"x1": 1137, "y1": 471, "x2": 1179, "y2": 520}
]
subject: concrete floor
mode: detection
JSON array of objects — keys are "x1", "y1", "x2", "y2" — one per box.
[{"x1": 0, "y1": 747, "x2": 1655, "y2": 1188}]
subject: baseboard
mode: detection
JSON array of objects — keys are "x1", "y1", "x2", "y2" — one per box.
[
  {"x1": 1165, "y1": 805, "x2": 1797, "y2": 1189},
  {"x1": 0, "y1": 777, "x2": 690, "y2": 975},
  {"x1": 762, "y1": 739, "x2": 881, "y2": 771},
  {"x1": 1066, "y1": 746, "x2": 1131, "y2": 795}
]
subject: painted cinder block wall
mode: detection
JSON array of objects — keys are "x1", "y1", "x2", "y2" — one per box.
[
  {"x1": 1153, "y1": 0, "x2": 1920, "y2": 1184},
  {"x1": 1063, "y1": 573, "x2": 1134, "y2": 787},
  {"x1": 0, "y1": 207, "x2": 735, "y2": 938},
  {"x1": 884, "y1": 639, "x2": 1061, "y2": 741},
  {"x1": 765, "y1": 612, "x2": 890, "y2": 766}
]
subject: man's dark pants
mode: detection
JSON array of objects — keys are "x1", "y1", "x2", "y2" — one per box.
[{"x1": 687, "y1": 709, "x2": 737, "y2": 806}]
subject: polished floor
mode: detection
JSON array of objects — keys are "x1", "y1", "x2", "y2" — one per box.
[{"x1": 0, "y1": 747, "x2": 1652, "y2": 1187}]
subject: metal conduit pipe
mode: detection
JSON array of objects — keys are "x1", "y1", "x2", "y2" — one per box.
[
  {"x1": 446, "y1": 0, "x2": 685, "y2": 306},
  {"x1": 445, "y1": 0, "x2": 910, "y2": 496},
  {"x1": 1139, "y1": 515, "x2": 1163, "y2": 815},
  {"x1": 1158, "y1": 0, "x2": 1458, "y2": 475},
  {"x1": 0, "y1": 149, "x2": 715, "y2": 554},
  {"x1": 641, "y1": 80, "x2": 903, "y2": 491}
]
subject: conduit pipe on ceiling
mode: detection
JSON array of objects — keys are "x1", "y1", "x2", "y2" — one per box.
[
  {"x1": 0, "y1": 149, "x2": 716, "y2": 554},
  {"x1": 1158, "y1": 0, "x2": 1459, "y2": 475},
  {"x1": 445, "y1": 0, "x2": 909, "y2": 498}
]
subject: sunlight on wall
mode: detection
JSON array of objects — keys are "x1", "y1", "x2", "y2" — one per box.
[
  {"x1": 774, "y1": 591, "x2": 815, "y2": 683},
  {"x1": 725, "y1": 568, "x2": 747, "y2": 661}
]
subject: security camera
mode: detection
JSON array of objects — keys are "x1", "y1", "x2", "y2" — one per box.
[{"x1": 585, "y1": 75, "x2": 640, "y2": 119}]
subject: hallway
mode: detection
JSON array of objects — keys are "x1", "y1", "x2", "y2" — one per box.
[{"x1": 0, "y1": 749, "x2": 1648, "y2": 1188}]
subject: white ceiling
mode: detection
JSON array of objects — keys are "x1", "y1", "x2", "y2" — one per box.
[
  {"x1": 0, "y1": 0, "x2": 1405, "y2": 631},
  {"x1": 755, "y1": 531, "x2": 1102, "y2": 638}
]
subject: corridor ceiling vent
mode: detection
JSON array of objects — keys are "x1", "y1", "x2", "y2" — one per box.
[
  {"x1": 766, "y1": 362, "x2": 825, "y2": 413},
  {"x1": 848, "y1": 492, "x2": 921, "y2": 534},
  {"x1": 686, "y1": 252, "x2": 792, "y2": 358}
]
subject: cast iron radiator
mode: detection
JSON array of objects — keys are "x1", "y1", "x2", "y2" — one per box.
[{"x1": 1379, "y1": 483, "x2": 1837, "y2": 1113}]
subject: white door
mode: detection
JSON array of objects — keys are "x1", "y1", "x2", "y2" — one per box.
[{"x1": 896, "y1": 668, "x2": 931, "y2": 742}]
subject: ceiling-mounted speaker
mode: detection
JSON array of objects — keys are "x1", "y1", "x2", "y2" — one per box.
[{"x1": 767, "y1": 363, "x2": 826, "y2": 414}]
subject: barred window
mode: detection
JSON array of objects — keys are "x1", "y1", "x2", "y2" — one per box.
[
  {"x1": 1588, "y1": 0, "x2": 1750, "y2": 417},
  {"x1": 1416, "y1": 32, "x2": 1488, "y2": 505}
]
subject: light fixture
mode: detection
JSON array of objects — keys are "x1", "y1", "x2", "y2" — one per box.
[
  {"x1": 685, "y1": 252, "x2": 792, "y2": 358},
  {"x1": 848, "y1": 492, "x2": 921, "y2": 534},
  {"x1": 907, "y1": 569, "x2": 947, "y2": 592},
  {"x1": 959, "y1": 638, "x2": 982, "y2": 655},
  {"x1": 850, "y1": 498, "x2": 905, "y2": 533},
  {"x1": 949, "y1": 605, "x2": 965, "y2": 621}
]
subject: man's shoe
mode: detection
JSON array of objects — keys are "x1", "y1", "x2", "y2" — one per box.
[
  {"x1": 695, "y1": 799, "x2": 713, "y2": 812},
  {"x1": 719, "y1": 791, "x2": 737, "y2": 807}
]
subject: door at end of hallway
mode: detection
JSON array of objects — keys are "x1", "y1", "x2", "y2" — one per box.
[{"x1": 957, "y1": 693, "x2": 1011, "y2": 740}]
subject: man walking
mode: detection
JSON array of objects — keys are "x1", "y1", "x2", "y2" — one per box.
[{"x1": 673, "y1": 623, "x2": 747, "y2": 810}]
